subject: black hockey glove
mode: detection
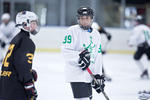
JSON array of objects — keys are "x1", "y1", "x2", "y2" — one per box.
[
  {"x1": 78, "y1": 49, "x2": 90, "y2": 70},
  {"x1": 24, "y1": 81, "x2": 38, "y2": 100},
  {"x1": 102, "y1": 50, "x2": 106, "y2": 54},
  {"x1": 0, "y1": 40, "x2": 6, "y2": 48},
  {"x1": 32, "y1": 69, "x2": 38, "y2": 82},
  {"x1": 106, "y1": 33, "x2": 112, "y2": 41},
  {"x1": 92, "y1": 74, "x2": 105, "y2": 93}
]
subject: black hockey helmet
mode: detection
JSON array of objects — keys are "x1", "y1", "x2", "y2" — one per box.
[{"x1": 77, "y1": 6, "x2": 94, "y2": 19}]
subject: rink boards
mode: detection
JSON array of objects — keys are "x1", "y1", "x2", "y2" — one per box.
[{"x1": 31, "y1": 27, "x2": 136, "y2": 54}]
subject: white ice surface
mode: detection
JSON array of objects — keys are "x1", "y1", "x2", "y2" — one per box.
[{"x1": 33, "y1": 52, "x2": 150, "y2": 100}]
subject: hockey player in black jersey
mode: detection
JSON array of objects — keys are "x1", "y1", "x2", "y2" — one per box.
[
  {"x1": 92, "y1": 22, "x2": 112, "y2": 54},
  {"x1": 0, "y1": 11, "x2": 39, "y2": 100}
]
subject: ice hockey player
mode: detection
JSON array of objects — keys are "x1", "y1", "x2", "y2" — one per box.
[
  {"x1": 92, "y1": 22, "x2": 112, "y2": 54},
  {"x1": 0, "y1": 13, "x2": 16, "y2": 43},
  {"x1": 128, "y1": 15, "x2": 150, "y2": 79},
  {"x1": 0, "y1": 13, "x2": 16, "y2": 63},
  {"x1": 0, "y1": 11, "x2": 39, "y2": 100},
  {"x1": 62, "y1": 6, "x2": 105, "y2": 100},
  {"x1": 92, "y1": 22, "x2": 112, "y2": 81}
]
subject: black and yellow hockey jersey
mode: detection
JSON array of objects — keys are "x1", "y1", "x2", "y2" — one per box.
[{"x1": 0, "y1": 29, "x2": 35, "y2": 100}]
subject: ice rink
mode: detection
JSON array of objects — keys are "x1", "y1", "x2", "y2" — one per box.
[{"x1": 33, "y1": 52, "x2": 150, "y2": 100}]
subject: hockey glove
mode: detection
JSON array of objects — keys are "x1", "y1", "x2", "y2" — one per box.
[
  {"x1": 92, "y1": 74, "x2": 105, "y2": 93},
  {"x1": 106, "y1": 33, "x2": 112, "y2": 41},
  {"x1": 102, "y1": 50, "x2": 106, "y2": 54},
  {"x1": 24, "y1": 81, "x2": 38, "y2": 100},
  {"x1": 78, "y1": 49, "x2": 90, "y2": 70},
  {"x1": 32, "y1": 69, "x2": 38, "y2": 82}
]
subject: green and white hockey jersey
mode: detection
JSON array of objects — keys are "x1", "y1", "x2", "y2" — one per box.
[{"x1": 61, "y1": 25, "x2": 103, "y2": 83}]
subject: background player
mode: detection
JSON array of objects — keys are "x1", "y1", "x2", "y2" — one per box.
[
  {"x1": 128, "y1": 15, "x2": 150, "y2": 79},
  {"x1": 92, "y1": 22, "x2": 112, "y2": 81},
  {"x1": 0, "y1": 13, "x2": 16, "y2": 63}
]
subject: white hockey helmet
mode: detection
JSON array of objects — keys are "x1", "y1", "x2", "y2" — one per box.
[
  {"x1": 16, "y1": 11, "x2": 40, "y2": 35},
  {"x1": 134, "y1": 15, "x2": 144, "y2": 25},
  {"x1": 1, "y1": 13, "x2": 10, "y2": 21},
  {"x1": 91, "y1": 22, "x2": 99, "y2": 30}
]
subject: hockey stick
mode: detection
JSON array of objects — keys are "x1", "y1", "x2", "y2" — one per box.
[{"x1": 86, "y1": 67, "x2": 110, "y2": 100}]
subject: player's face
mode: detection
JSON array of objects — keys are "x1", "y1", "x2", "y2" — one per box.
[
  {"x1": 30, "y1": 21, "x2": 38, "y2": 32},
  {"x1": 79, "y1": 16, "x2": 92, "y2": 27},
  {"x1": 2, "y1": 19, "x2": 10, "y2": 25}
]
